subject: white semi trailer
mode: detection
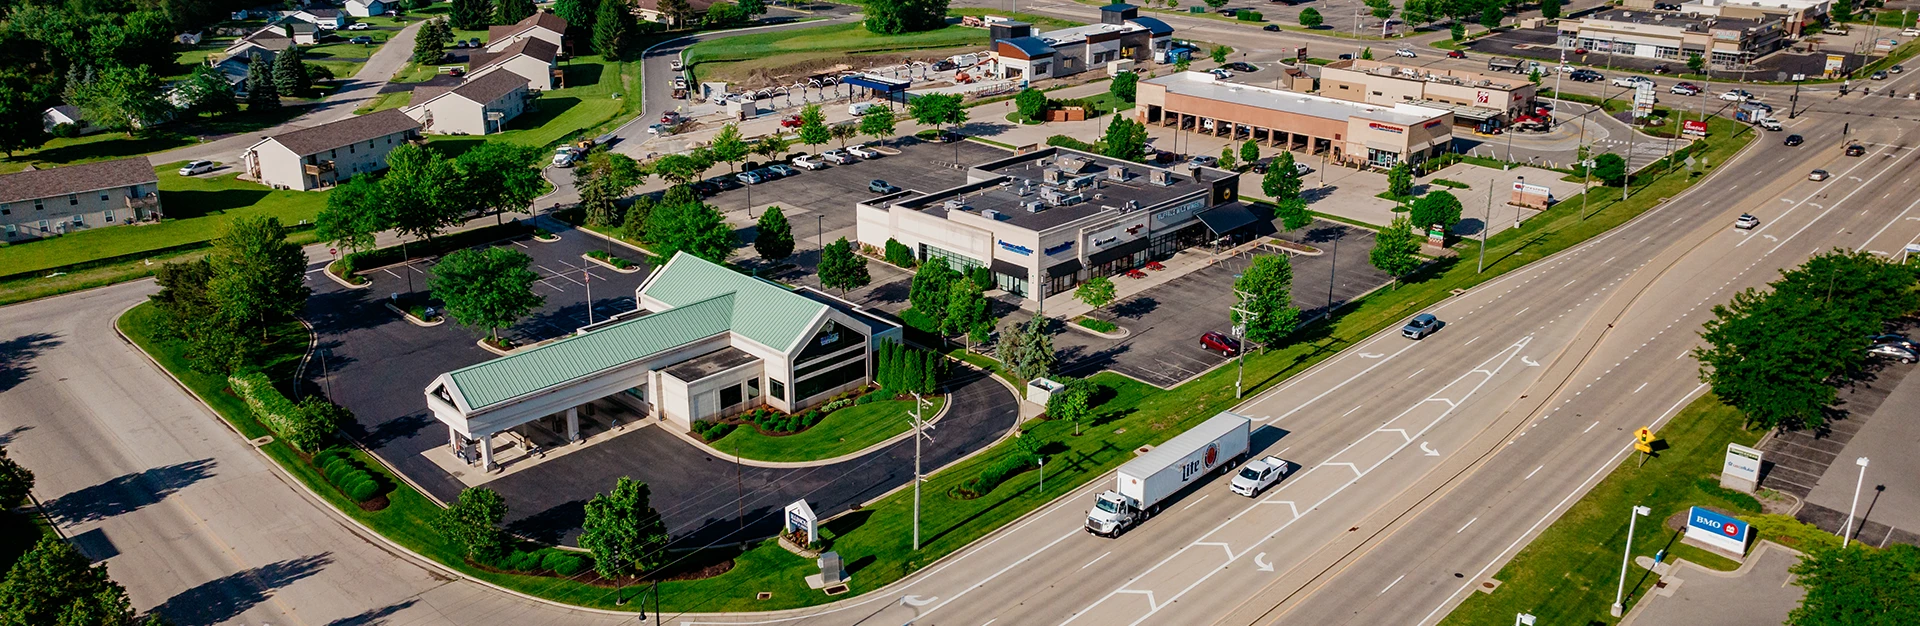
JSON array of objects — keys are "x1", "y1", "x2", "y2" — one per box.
[{"x1": 1085, "y1": 412, "x2": 1251, "y2": 537}]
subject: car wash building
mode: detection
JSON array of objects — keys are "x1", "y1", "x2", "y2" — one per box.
[
  {"x1": 424, "y1": 253, "x2": 901, "y2": 471},
  {"x1": 855, "y1": 147, "x2": 1249, "y2": 304}
]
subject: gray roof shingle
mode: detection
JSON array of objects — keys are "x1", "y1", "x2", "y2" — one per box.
[
  {"x1": 445, "y1": 70, "x2": 527, "y2": 104},
  {"x1": 262, "y1": 109, "x2": 420, "y2": 157},
  {"x1": 0, "y1": 157, "x2": 156, "y2": 205}
]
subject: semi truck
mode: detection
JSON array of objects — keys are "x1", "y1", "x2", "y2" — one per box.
[{"x1": 1085, "y1": 412, "x2": 1252, "y2": 537}]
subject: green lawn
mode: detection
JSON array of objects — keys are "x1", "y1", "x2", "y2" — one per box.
[
  {"x1": 109, "y1": 109, "x2": 1761, "y2": 614},
  {"x1": 1442, "y1": 394, "x2": 1769, "y2": 625},
  {"x1": 305, "y1": 36, "x2": 394, "y2": 78},
  {"x1": 710, "y1": 397, "x2": 947, "y2": 463},
  {"x1": 0, "y1": 163, "x2": 328, "y2": 278},
  {"x1": 427, "y1": 57, "x2": 642, "y2": 150}
]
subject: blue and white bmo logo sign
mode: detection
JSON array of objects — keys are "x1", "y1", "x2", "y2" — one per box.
[{"x1": 1684, "y1": 506, "x2": 1750, "y2": 554}]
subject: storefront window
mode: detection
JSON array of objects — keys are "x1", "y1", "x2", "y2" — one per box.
[
  {"x1": 769, "y1": 379, "x2": 785, "y2": 401},
  {"x1": 747, "y1": 378, "x2": 761, "y2": 399},
  {"x1": 995, "y1": 271, "x2": 1028, "y2": 297},
  {"x1": 795, "y1": 360, "x2": 867, "y2": 402},
  {"x1": 720, "y1": 384, "x2": 743, "y2": 409},
  {"x1": 922, "y1": 244, "x2": 983, "y2": 271},
  {"x1": 1368, "y1": 148, "x2": 1399, "y2": 167}
]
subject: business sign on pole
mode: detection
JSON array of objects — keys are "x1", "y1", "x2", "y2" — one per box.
[
  {"x1": 1684, "y1": 506, "x2": 1750, "y2": 555},
  {"x1": 1510, "y1": 181, "x2": 1553, "y2": 209},
  {"x1": 1633, "y1": 82, "x2": 1656, "y2": 118},
  {"x1": 1682, "y1": 120, "x2": 1710, "y2": 136},
  {"x1": 1825, "y1": 54, "x2": 1847, "y2": 78},
  {"x1": 1721, "y1": 443, "x2": 1763, "y2": 493}
]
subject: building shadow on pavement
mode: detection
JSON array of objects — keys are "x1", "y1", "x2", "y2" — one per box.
[
  {"x1": 150, "y1": 553, "x2": 334, "y2": 626},
  {"x1": 42, "y1": 459, "x2": 218, "y2": 525}
]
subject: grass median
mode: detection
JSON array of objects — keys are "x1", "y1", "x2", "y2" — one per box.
[
  {"x1": 709, "y1": 397, "x2": 947, "y2": 463},
  {"x1": 1441, "y1": 394, "x2": 1775, "y2": 625},
  {"x1": 113, "y1": 109, "x2": 1756, "y2": 615}
]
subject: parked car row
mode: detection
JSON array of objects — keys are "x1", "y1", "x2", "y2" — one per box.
[{"x1": 728, "y1": 144, "x2": 888, "y2": 187}]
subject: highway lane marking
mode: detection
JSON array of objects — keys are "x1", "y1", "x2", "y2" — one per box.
[
  {"x1": 1747, "y1": 143, "x2": 1914, "y2": 251},
  {"x1": 1586, "y1": 420, "x2": 1600, "y2": 433},
  {"x1": 1081, "y1": 552, "x2": 1112, "y2": 571},
  {"x1": 1257, "y1": 339, "x2": 1421, "y2": 422},
  {"x1": 1183, "y1": 495, "x2": 1210, "y2": 511},
  {"x1": 1635, "y1": 382, "x2": 1648, "y2": 393},
  {"x1": 1418, "y1": 383, "x2": 1709, "y2": 626},
  {"x1": 1457, "y1": 517, "x2": 1477, "y2": 533},
  {"x1": 1070, "y1": 337, "x2": 1534, "y2": 626},
  {"x1": 1563, "y1": 279, "x2": 1577, "y2": 287},
  {"x1": 1342, "y1": 405, "x2": 1364, "y2": 417},
  {"x1": 1406, "y1": 368, "x2": 1425, "y2": 380},
  {"x1": 1381, "y1": 574, "x2": 1406, "y2": 595},
  {"x1": 1525, "y1": 465, "x2": 1543, "y2": 480},
  {"x1": 1512, "y1": 307, "x2": 1530, "y2": 317},
  {"x1": 1378, "y1": 428, "x2": 1412, "y2": 442},
  {"x1": 1464, "y1": 336, "x2": 1479, "y2": 346},
  {"x1": 1857, "y1": 191, "x2": 1920, "y2": 250}
]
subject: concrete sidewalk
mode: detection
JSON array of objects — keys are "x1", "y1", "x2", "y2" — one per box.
[{"x1": 1621, "y1": 541, "x2": 1805, "y2": 626}]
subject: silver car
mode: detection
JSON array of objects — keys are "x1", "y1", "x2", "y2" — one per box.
[
  {"x1": 1402, "y1": 313, "x2": 1440, "y2": 339},
  {"x1": 1868, "y1": 343, "x2": 1917, "y2": 363}
]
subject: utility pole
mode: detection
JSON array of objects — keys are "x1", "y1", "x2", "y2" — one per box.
[
  {"x1": 1623, "y1": 129, "x2": 1634, "y2": 201},
  {"x1": 1612, "y1": 505, "x2": 1651, "y2": 617},
  {"x1": 909, "y1": 393, "x2": 935, "y2": 551},
  {"x1": 1326, "y1": 231, "x2": 1340, "y2": 312},
  {"x1": 1231, "y1": 288, "x2": 1256, "y2": 399},
  {"x1": 1478, "y1": 180, "x2": 1493, "y2": 273},
  {"x1": 1514, "y1": 175, "x2": 1524, "y2": 229}
]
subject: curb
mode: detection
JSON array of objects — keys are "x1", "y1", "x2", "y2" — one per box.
[
  {"x1": 662, "y1": 393, "x2": 955, "y2": 469},
  {"x1": 582, "y1": 252, "x2": 643, "y2": 273},
  {"x1": 1065, "y1": 318, "x2": 1130, "y2": 339},
  {"x1": 383, "y1": 301, "x2": 445, "y2": 326},
  {"x1": 324, "y1": 263, "x2": 373, "y2": 290}
]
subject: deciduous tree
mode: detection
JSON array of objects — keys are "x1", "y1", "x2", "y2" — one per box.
[
  {"x1": 943, "y1": 278, "x2": 993, "y2": 345},
  {"x1": 1788, "y1": 543, "x2": 1920, "y2": 626},
  {"x1": 797, "y1": 103, "x2": 830, "y2": 149},
  {"x1": 1263, "y1": 151, "x2": 1303, "y2": 201},
  {"x1": 1409, "y1": 190, "x2": 1464, "y2": 233},
  {"x1": 1110, "y1": 71, "x2": 1138, "y2": 102},
  {"x1": 1591, "y1": 152, "x2": 1628, "y2": 185},
  {"x1": 0, "y1": 72, "x2": 50, "y2": 157},
  {"x1": 1540, "y1": 0, "x2": 1561, "y2": 20},
  {"x1": 1299, "y1": 7, "x2": 1323, "y2": 28},
  {"x1": 1100, "y1": 115, "x2": 1149, "y2": 161},
  {"x1": 432, "y1": 247, "x2": 545, "y2": 344},
  {"x1": 1386, "y1": 161, "x2": 1413, "y2": 198},
  {"x1": 0, "y1": 536, "x2": 143, "y2": 626},
  {"x1": 646, "y1": 199, "x2": 735, "y2": 262},
  {"x1": 1075, "y1": 275, "x2": 1117, "y2": 310},
  {"x1": 1045, "y1": 376, "x2": 1095, "y2": 435},
  {"x1": 831, "y1": 122, "x2": 858, "y2": 149},
  {"x1": 660, "y1": 0, "x2": 698, "y2": 28},
  {"x1": 554, "y1": 0, "x2": 598, "y2": 32},
  {"x1": 433, "y1": 487, "x2": 509, "y2": 560},
  {"x1": 738, "y1": 0, "x2": 767, "y2": 19},
  {"x1": 1015, "y1": 87, "x2": 1047, "y2": 122},
  {"x1": 910, "y1": 260, "x2": 961, "y2": 324},
  {"x1": 580, "y1": 477, "x2": 670, "y2": 583},
  {"x1": 0, "y1": 445, "x2": 33, "y2": 508},
  {"x1": 708, "y1": 123, "x2": 749, "y2": 172},
  {"x1": 381, "y1": 143, "x2": 465, "y2": 242},
  {"x1": 210, "y1": 216, "x2": 310, "y2": 340},
  {"x1": 1479, "y1": 5, "x2": 1503, "y2": 30},
  {"x1": 818, "y1": 237, "x2": 870, "y2": 294},
  {"x1": 455, "y1": 141, "x2": 547, "y2": 224},
  {"x1": 1276, "y1": 197, "x2": 1311, "y2": 231},
  {"x1": 316, "y1": 176, "x2": 389, "y2": 255},
  {"x1": 754, "y1": 205, "x2": 795, "y2": 261},
  {"x1": 1210, "y1": 45, "x2": 1231, "y2": 64},
  {"x1": 860, "y1": 105, "x2": 897, "y2": 143},
  {"x1": 1369, "y1": 216, "x2": 1423, "y2": 286},
  {"x1": 68, "y1": 63, "x2": 168, "y2": 133},
  {"x1": 1450, "y1": 20, "x2": 1466, "y2": 41},
  {"x1": 1233, "y1": 254, "x2": 1301, "y2": 346},
  {"x1": 1239, "y1": 140, "x2": 1260, "y2": 166}
]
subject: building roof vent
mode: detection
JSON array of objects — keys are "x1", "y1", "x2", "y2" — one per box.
[
  {"x1": 943, "y1": 198, "x2": 969, "y2": 211},
  {"x1": 1107, "y1": 165, "x2": 1130, "y2": 181},
  {"x1": 1148, "y1": 168, "x2": 1176, "y2": 186},
  {"x1": 1021, "y1": 200, "x2": 1044, "y2": 213}
]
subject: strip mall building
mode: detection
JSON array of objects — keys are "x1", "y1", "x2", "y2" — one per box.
[{"x1": 1137, "y1": 71, "x2": 1455, "y2": 168}]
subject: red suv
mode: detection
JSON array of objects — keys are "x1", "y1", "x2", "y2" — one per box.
[
  {"x1": 1200, "y1": 332, "x2": 1240, "y2": 356},
  {"x1": 780, "y1": 115, "x2": 803, "y2": 128},
  {"x1": 1446, "y1": 50, "x2": 1466, "y2": 59}
]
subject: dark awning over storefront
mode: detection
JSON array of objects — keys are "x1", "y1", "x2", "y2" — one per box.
[
  {"x1": 842, "y1": 74, "x2": 910, "y2": 93},
  {"x1": 1197, "y1": 203, "x2": 1259, "y2": 235},
  {"x1": 992, "y1": 258, "x2": 1027, "y2": 277},
  {"x1": 1087, "y1": 237, "x2": 1151, "y2": 267},
  {"x1": 1046, "y1": 259, "x2": 1084, "y2": 277}
]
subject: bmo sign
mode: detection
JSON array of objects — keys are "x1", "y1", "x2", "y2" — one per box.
[{"x1": 1684, "y1": 506, "x2": 1751, "y2": 556}]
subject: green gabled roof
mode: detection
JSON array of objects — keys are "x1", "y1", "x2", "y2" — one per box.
[
  {"x1": 638, "y1": 253, "x2": 827, "y2": 353},
  {"x1": 447, "y1": 293, "x2": 736, "y2": 411},
  {"x1": 441, "y1": 254, "x2": 831, "y2": 413}
]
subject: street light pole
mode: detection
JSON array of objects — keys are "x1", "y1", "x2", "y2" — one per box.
[
  {"x1": 1844, "y1": 456, "x2": 1870, "y2": 547},
  {"x1": 910, "y1": 393, "x2": 934, "y2": 551},
  {"x1": 1612, "y1": 505, "x2": 1652, "y2": 617},
  {"x1": 1326, "y1": 231, "x2": 1339, "y2": 312},
  {"x1": 1514, "y1": 175, "x2": 1524, "y2": 229},
  {"x1": 1231, "y1": 289, "x2": 1256, "y2": 399},
  {"x1": 1478, "y1": 180, "x2": 1493, "y2": 273}
]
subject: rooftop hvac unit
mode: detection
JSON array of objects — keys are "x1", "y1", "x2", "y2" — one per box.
[
  {"x1": 1108, "y1": 165, "x2": 1129, "y2": 181},
  {"x1": 1149, "y1": 169, "x2": 1175, "y2": 186},
  {"x1": 982, "y1": 208, "x2": 1005, "y2": 220},
  {"x1": 1068, "y1": 174, "x2": 1099, "y2": 190},
  {"x1": 1124, "y1": 199, "x2": 1140, "y2": 212},
  {"x1": 1040, "y1": 186, "x2": 1066, "y2": 204},
  {"x1": 1043, "y1": 168, "x2": 1067, "y2": 184},
  {"x1": 943, "y1": 199, "x2": 969, "y2": 211},
  {"x1": 1057, "y1": 156, "x2": 1091, "y2": 173},
  {"x1": 1015, "y1": 180, "x2": 1034, "y2": 196},
  {"x1": 1022, "y1": 200, "x2": 1045, "y2": 213}
]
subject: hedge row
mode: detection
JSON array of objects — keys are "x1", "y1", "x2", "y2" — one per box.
[
  {"x1": 883, "y1": 239, "x2": 916, "y2": 268},
  {"x1": 742, "y1": 406, "x2": 822, "y2": 435},
  {"x1": 230, "y1": 373, "x2": 304, "y2": 448},
  {"x1": 691, "y1": 419, "x2": 738, "y2": 441},
  {"x1": 313, "y1": 448, "x2": 385, "y2": 503},
  {"x1": 955, "y1": 452, "x2": 1038, "y2": 499},
  {"x1": 481, "y1": 546, "x2": 590, "y2": 577}
]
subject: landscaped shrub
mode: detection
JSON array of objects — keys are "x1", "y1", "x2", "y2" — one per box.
[
  {"x1": 509, "y1": 550, "x2": 542, "y2": 572},
  {"x1": 345, "y1": 478, "x2": 380, "y2": 501},
  {"x1": 884, "y1": 239, "x2": 916, "y2": 267},
  {"x1": 1235, "y1": 10, "x2": 1263, "y2": 21},
  {"x1": 311, "y1": 446, "x2": 384, "y2": 504},
  {"x1": 540, "y1": 550, "x2": 589, "y2": 575},
  {"x1": 691, "y1": 419, "x2": 737, "y2": 441},
  {"x1": 956, "y1": 451, "x2": 1039, "y2": 498},
  {"x1": 1046, "y1": 135, "x2": 1097, "y2": 152},
  {"x1": 1076, "y1": 318, "x2": 1119, "y2": 333}
]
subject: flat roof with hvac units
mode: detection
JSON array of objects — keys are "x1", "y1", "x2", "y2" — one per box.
[
  {"x1": 1136, "y1": 71, "x2": 1456, "y2": 169},
  {"x1": 856, "y1": 147, "x2": 1247, "y2": 304}
]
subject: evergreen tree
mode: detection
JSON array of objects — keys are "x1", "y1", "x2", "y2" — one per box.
[
  {"x1": 1450, "y1": 20, "x2": 1466, "y2": 42},
  {"x1": 244, "y1": 51, "x2": 279, "y2": 110},
  {"x1": 754, "y1": 205, "x2": 795, "y2": 262},
  {"x1": 272, "y1": 46, "x2": 310, "y2": 98},
  {"x1": 452, "y1": 0, "x2": 494, "y2": 30},
  {"x1": 495, "y1": 0, "x2": 536, "y2": 25},
  {"x1": 593, "y1": 0, "x2": 632, "y2": 61},
  {"x1": 413, "y1": 18, "x2": 452, "y2": 65},
  {"x1": 1541, "y1": 0, "x2": 1561, "y2": 20},
  {"x1": 997, "y1": 315, "x2": 1055, "y2": 381}
]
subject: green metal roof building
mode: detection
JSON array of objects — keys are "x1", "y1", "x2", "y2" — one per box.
[{"x1": 426, "y1": 253, "x2": 901, "y2": 471}]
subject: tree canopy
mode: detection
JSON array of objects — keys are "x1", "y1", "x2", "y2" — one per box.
[
  {"x1": 1591, "y1": 153, "x2": 1629, "y2": 186},
  {"x1": 997, "y1": 315, "x2": 1055, "y2": 381},
  {"x1": 1233, "y1": 254, "x2": 1301, "y2": 346},
  {"x1": 818, "y1": 237, "x2": 871, "y2": 294},
  {"x1": 863, "y1": 0, "x2": 950, "y2": 34},
  {"x1": 455, "y1": 142, "x2": 547, "y2": 223},
  {"x1": 1369, "y1": 216, "x2": 1423, "y2": 284},
  {"x1": 754, "y1": 205, "x2": 795, "y2": 262},
  {"x1": 431, "y1": 247, "x2": 546, "y2": 343},
  {"x1": 1409, "y1": 190, "x2": 1464, "y2": 232},
  {"x1": 452, "y1": 0, "x2": 494, "y2": 29},
  {"x1": 646, "y1": 198, "x2": 735, "y2": 263},
  {"x1": 433, "y1": 487, "x2": 509, "y2": 559},
  {"x1": 1299, "y1": 8, "x2": 1323, "y2": 28},
  {"x1": 1015, "y1": 88, "x2": 1048, "y2": 122},
  {"x1": 0, "y1": 536, "x2": 146, "y2": 626},
  {"x1": 860, "y1": 106, "x2": 897, "y2": 143},
  {"x1": 1110, "y1": 71, "x2": 1138, "y2": 102},
  {"x1": 1101, "y1": 115, "x2": 1149, "y2": 162},
  {"x1": 210, "y1": 216, "x2": 310, "y2": 340},
  {"x1": 580, "y1": 477, "x2": 670, "y2": 581},
  {"x1": 1789, "y1": 543, "x2": 1920, "y2": 626},
  {"x1": 1075, "y1": 276, "x2": 1117, "y2": 309}
]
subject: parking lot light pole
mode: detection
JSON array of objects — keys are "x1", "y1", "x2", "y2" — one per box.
[
  {"x1": 1514, "y1": 175, "x2": 1524, "y2": 229},
  {"x1": 1612, "y1": 505, "x2": 1651, "y2": 617},
  {"x1": 1479, "y1": 180, "x2": 1493, "y2": 273},
  {"x1": 1844, "y1": 456, "x2": 1870, "y2": 547}
]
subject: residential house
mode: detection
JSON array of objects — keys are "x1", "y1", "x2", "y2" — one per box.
[
  {"x1": 467, "y1": 38, "x2": 560, "y2": 92},
  {"x1": 484, "y1": 11, "x2": 568, "y2": 53},
  {"x1": 403, "y1": 71, "x2": 531, "y2": 135},
  {"x1": 223, "y1": 19, "x2": 319, "y2": 61},
  {"x1": 633, "y1": 0, "x2": 715, "y2": 27},
  {"x1": 242, "y1": 109, "x2": 421, "y2": 190},
  {"x1": 0, "y1": 157, "x2": 161, "y2": 241},
  {"x1": 286, "y1": 8, "x2": 347, "y2": 29},
  {"x1": 41, "y1": 105, "x2": 100, "y2": 135},
  {"x1": 343, "y1": 0, "x2": 391, "y2": 17}
]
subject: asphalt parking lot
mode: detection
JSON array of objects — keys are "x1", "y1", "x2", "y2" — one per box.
[
  {"x1": 302, "y1": 222, "x2": 655, "y2": 500},
  {"x1": 996, "y1": 217, "x2": 1390, "y2": 388}
]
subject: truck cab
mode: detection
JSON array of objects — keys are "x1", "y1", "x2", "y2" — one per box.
[
  {"x1": 1229, "y1": 456, "x2": 1293, "y2": 496},
  {"x1": 1086, "y1": 490, "x2": 1144, "y2": 536}
]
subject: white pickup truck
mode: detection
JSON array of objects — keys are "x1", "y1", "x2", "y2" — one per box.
[{"x1": 1228, "y1": 455, "x2": 1293, "y2": 496}]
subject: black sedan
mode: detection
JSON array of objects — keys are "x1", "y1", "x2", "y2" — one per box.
[
  {"x1": 1784, "y1": 134, "x2": 1804, "y2": 146},
  {"x1": 1263, "y1": 24, "x2": 1280, "y2": 32}
]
